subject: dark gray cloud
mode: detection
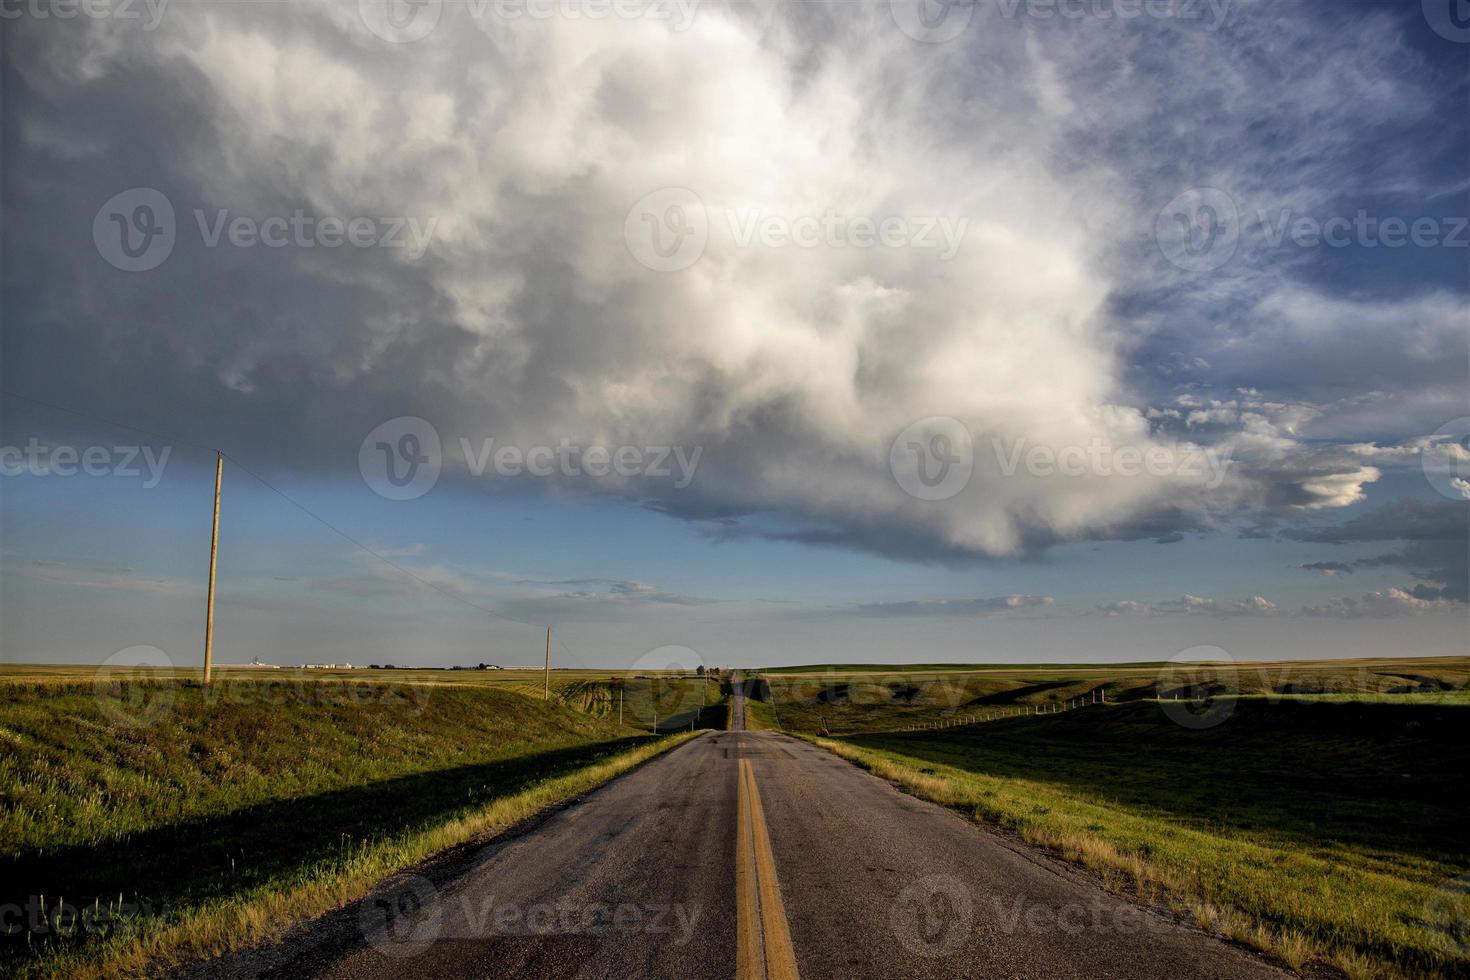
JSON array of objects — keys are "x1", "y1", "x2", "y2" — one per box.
[
  {"x1": 1282, "y1": 499, "x2": 1469, "y2": 602},
  {"x1": 3, "y1": 0, "x2": 1465, "y2": 569},
  {"x1": 1302, "y1": 561, "x2": 1354, "y2": 576},
  {"x1": 850, "y1": 595, "x2": 1055, "y2": 618}
]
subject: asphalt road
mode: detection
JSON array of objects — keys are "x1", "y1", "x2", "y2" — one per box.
[
  {"x1": 210, "y1": 683, "x2": 1283, "y2": 979},
  {"x1": 730, "y1": 676, "x2": 746, "y2": 732}
]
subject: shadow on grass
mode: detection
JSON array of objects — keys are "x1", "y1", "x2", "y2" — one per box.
[
  {"x1": 695, "y1": 701, "x2": 729, "y2": 730},
  {"x1": 648, "y1": 700, "x2": 727, "y2": 733},
  {"x1": 963, "y1": 679, "x2": 1077, "y2": 706},
  {"x1": 844, "y1": 699, "x2": 1470, "y2": 868},
  {"x1": 0, "y1": 736, "x2": 653, "y2": 966}
]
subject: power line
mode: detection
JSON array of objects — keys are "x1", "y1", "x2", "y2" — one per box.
[
  {"x1": 220, "y1": 451, "x2": 540, "y2": 629},
  {"x1": 1, "y1": 387, "x2": 541, "y2": 632},
  {"x1": 1, "y1": 388, "x2": 216, "y2": 455},
  {"x1": 554, "y1": 629, "x2": 581, "y2": 666}
]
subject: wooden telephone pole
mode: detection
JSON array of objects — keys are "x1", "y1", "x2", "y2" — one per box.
[
  {"x1": 543, "y1": 626, "x2": 551, "y2": 700},
  {"x1": 202, "y1": 451, "x2": 223, "y2": 685}
]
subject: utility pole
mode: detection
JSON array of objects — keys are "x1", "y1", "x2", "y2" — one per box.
[
  {"x1": 543, "y1": 626, "x2": 551, "y2": 701},
  {"x1": 618, "y1": 684, "x2": 624, "y2": 727},
  {"x1": 202, "y1": 451, "x2": 223, "y2": 685}
]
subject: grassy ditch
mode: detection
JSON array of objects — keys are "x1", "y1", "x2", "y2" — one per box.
[
  {"x1": 812, "y1": 698, "x2": 1469, "y2": 979},
  {"x1": 0, "y1": 678, "x2": 697, "y2": 977}
]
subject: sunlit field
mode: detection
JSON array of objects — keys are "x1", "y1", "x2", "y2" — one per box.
[
  {"x1": 744, "y1": 658, "x2": 1470, "y2": 978},
  {"x1": 0, "y1": 666, "x2": 724, "y2": 977},
  {"x1": 746, "y1": 657, "x2": 1470, "y2": 735}
]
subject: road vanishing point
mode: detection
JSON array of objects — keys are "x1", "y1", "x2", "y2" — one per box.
[{"x1": 202, "y1": 677, "x2": 1285, "y2": 980}]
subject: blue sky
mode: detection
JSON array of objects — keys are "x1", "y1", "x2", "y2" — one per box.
[{"x1": 2, "y1": 0, "x2": 1467, "y2": 669}]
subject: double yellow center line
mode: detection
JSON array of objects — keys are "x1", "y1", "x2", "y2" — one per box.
[{"x1": 736, "y1": 757, "x2": 800, "y2": 980}]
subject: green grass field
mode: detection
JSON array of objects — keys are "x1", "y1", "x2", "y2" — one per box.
[
  {"x1": 7, "y1": 658, "x2": 1464, "y2": 978},
  {"x1": 0, "y1": 670, "x2": 717, "y2": 978},
  {"x1": 747, "y1": 657, "x2": 1470, "y2": 735},
  {"x1": 748, "y1": 659, "x2": 1470, "y2": 979},
  {"x1": 6, "y1": 663, "x2": 726, "y2": 730}
]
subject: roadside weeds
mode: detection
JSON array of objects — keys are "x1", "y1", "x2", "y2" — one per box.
[
  {"x1": 802, "y1": 734, "x2": 1459, "y2": 980},
  {"x1": 22, "y1": 732, "x2": 700, "y2": 980}
]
